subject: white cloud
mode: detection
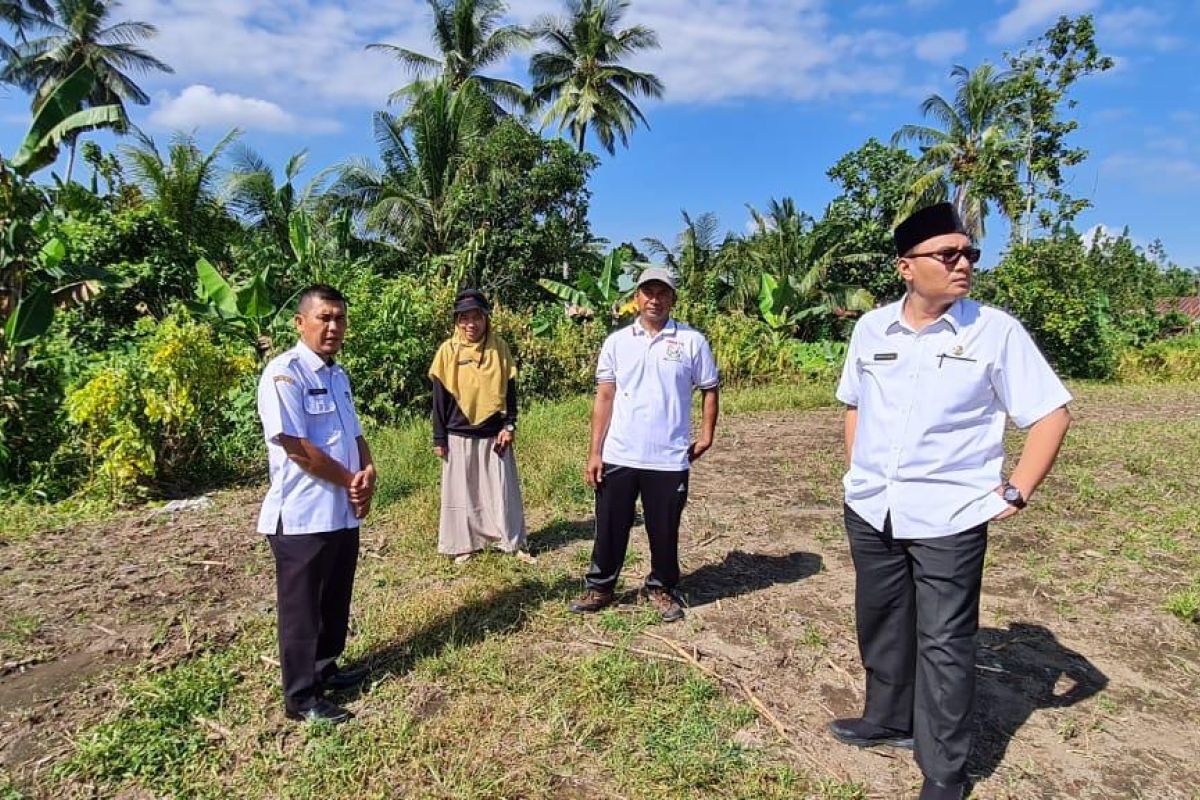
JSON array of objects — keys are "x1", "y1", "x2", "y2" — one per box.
[
  {"x1": 67, "y1": 0, "x2": 974, "y2": 129},
  {"x1": 511, "y1": 0, "x2": 913, "y2": 104},
  {"x1": 914, "y1": 29, "x2": 968, "y2": 63},
  {"x1": 1102, "y1": 153, "x2": 1200, "y2": 190},
  {"x1": 148, "y1": 84, "x2": 340, "y2": 133},
  {"x1": 1097, "y1": 7, "x2": 1182, "y2": 52},
  {"x1": 990, "y1": 0, "x2": 1100, "y2": 44}
]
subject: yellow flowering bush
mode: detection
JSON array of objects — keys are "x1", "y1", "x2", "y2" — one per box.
[{"x1": 65, "y1": 313, "x2": 257, "y2": 498}]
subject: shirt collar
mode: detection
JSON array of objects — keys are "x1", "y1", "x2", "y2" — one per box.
[
  {"x1": 295, "y1": 341, "x2": 333, "y2": 372},
  {"x1": 632, "y1": 318, "x2": 678, "y2": 338},
  {"x1": 886, "y1": 296, "x2": 964, "y2": 334}
]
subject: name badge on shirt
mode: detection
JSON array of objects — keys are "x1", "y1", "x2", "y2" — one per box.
[
  {"x1": 873, "y1": 352, "x2": 898, "y2": 361},
  {"x1": 307, "y1": 387, "x2": 329, "y2": 395}
]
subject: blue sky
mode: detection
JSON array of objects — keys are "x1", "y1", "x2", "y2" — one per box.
[{"x1": 3, "y1": 0, "x2": 1199, "y2": 268}]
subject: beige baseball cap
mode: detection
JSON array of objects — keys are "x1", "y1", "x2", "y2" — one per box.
[{"x1": 635, "y1": 266, "x2": 677, "y2": 291}]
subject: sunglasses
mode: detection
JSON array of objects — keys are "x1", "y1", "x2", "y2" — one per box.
[{"x1": 906, "y1": 246, "x2": 981, "y2": 266}]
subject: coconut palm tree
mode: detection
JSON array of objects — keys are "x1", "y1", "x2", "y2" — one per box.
[
  {"x1": 3, "y1": 0, "x2": 172, "y2": 179},
  {"x1": 120, "y1": 128, "x2": 239, "y2": 247},
  {"x1": 2, "y1": 0, "x2": 172, "y2": 107},
  {"x1": 225, "y1": 146, "x2": 312, "y2": 252},
  {"x1": 367, "y1": 0, "x2": 529, "y2": 115},
  {"x1": 742, "y1": 197, "x2": 875, "y2": 336},
  {"x1": 328, "y1": 81, "x2": 489, "y2": 256},
  {"x1": 892, "y1": 63, "x2": 1021, "y2": 239},
  {"x1": 1, "y1": 0, "x2": 52, "y2": 67},
  {"x1": 642, "y1": 210, "x2": 722, "y2": 305},
  {"x1": 529, "y1": 0, "x2": 663, "y2": 155}
]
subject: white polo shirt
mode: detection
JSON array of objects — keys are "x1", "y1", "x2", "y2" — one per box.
[
  {"x1": 256, "y1": 342, "x2": 363, "y2": 535},
  {"x1": 836, "y1": 297, "x2": 1071, "y2": 539},
  {"x1": 597, "y1": 318, "x2": 720, "y2": 471}
]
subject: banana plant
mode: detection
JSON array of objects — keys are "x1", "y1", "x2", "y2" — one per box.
[
  {"x1": 188, "y1": 258, "x2": 293, "y2": 351},
  {"x1": 538, "y1": 246, "x2": 641, "y2": 328},
  {"x1": 1, "y1": 168, "x2": 113, "y2": 368},
  {"x1": 10, "y1": 65, "x2": 126, "y2": 177},
  {"x1": 758, "y1": 271, "x2": 873, "y2": 341}
]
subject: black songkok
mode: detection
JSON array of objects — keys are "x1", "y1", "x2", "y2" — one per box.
[{"x1": 893, "y1": 202, "x2": 968, "y2": 256}]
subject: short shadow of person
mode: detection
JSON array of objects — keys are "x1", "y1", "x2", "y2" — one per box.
[
  {"x1": 683, "y1": 549, "x2": 823, "y2": 607},
  {"x1": 527, "y1": 518, "x2": 594, "y2": 555},
  {"x1": 970, "y1": 622, "x2": 1109, "y2": 781},
  {"x1": 336, "y1": 573, "x2": 577, "y2": 703}
]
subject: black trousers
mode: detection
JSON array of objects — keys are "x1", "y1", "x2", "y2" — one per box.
[
  {"x1": 585, "y1": 464, "x2": 689, "y2": 593},
  {"x1": 844, "y1": 505, "x2": 987, "y2": 785},
  {"x1": 268, "y1": 527, "x2": 360, "y2": 713}
]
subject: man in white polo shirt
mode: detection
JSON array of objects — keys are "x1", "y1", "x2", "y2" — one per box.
[
  {"x1": 568, "y1": 267, "x2": 720, "y2": 622},
  {"x1": 257, "y1": 284, "x2": 377, "y2": 724},
  {"x1": 829, "y1": 204, "x2": 1072, "y2": 800}
]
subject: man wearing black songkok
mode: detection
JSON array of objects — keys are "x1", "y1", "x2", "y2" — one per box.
[{"x1": 828, "y1": 203, "x2": 1074, "y2": 799}]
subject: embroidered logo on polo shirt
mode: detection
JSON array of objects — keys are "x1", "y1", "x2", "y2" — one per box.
[{"x1": 664, "y1": 341, "x2": 684, "y2": 362}]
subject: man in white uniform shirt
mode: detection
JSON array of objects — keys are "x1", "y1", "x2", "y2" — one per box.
[
  {"x1": 257, "y1": 285, "x2": 376, "y2": 724},
  {"x1": 830, "y1": 204, "x2": 1072, "y2": 800},
  {"x1": 568, "y1": 268, "x2": 720, "y2": 622}
]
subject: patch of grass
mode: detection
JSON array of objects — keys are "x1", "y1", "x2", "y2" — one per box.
[
  {"x1": 0, "y1": 613, "x2": 40, "y2": 647},
  {"x1": 1163, "y1": 583, "x2": 1200, "y2": 623},
  {"x1": 57, "y1": 650, "x2": 243, "y2": 796},
  {"x1": 0, "y1": 768, "x2": 28, "y2": 800},
  {"x1": 798, "y1": 622, "x2": 827, "y2": 649},
  {"x1": 0, "y1": 495, "x2": 112, "y2": 544}
]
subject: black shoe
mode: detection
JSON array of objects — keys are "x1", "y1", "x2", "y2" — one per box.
[
  {"x1": 285, "y1": 699, "x2": 352, "y2": 724},
  {"x1": 569, "y1": 589, "x2": 615, "y2": 613},
  {"x1": 828, "y1": 717, "x2": 914, "y2": 749},
  {"x1": 919, "y1": 777, "x2": 965, "y2": 800},
  {"x1": 644, "y1": 588, "x2": 685, "y2": 623},
  {"x1": 322, "y1": 665, "x2": 369, "y2": 691}
]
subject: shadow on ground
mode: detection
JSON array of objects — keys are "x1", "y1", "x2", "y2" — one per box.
[
  {"x1": 970, "y1": 622, "x2": 1108, "y2": 781},
  {"x1": 343, "y1": 574, "x2": 578, "y2": 698},
  {"x1": 684, "y1": 549, "x2": 823, "y2": 607},
  {"x1": 528, "y1": 518, "x2": 594, "y2": 555}
]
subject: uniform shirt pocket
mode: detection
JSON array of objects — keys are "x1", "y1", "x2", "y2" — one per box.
[
  {"x1": 303, "y1": 393, "x2": 339, "y2": 445},
  {"x1": 937, "y1": 358, "x2": 993, "y2": 413}
]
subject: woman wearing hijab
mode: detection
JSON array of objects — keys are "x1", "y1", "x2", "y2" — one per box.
[{"x1": 429, "y1": 289, "x2": 533, "y2": 564}]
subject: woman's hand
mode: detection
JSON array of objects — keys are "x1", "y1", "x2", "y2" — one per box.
[
  {"x1": 433, "y1": 445, "x2": 447, "y2": 460},
  {"x1": 494, "y1": 429, "x2": 514, "y2": 455}
]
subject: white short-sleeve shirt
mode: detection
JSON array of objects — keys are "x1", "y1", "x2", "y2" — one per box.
[
  {"x1": 596, "y1": 318, "x2": 720, "y2": 471},
  {"x1": 256, "y1": 342, "x2": 363, "y2": 535},
  {"x1": 836, "y1": 297, "x2": 1071, "y2": 539}
]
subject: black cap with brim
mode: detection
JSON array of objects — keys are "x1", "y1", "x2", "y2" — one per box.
[
  {"x1": 453, "y1": 288, "x2": 490, "y2": 316},
  {"x1": 894, "y1": 202, "x2": 968, "y2": 255}
]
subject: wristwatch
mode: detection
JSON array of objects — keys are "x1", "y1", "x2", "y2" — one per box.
[
  {"x1": 1001, "y1": 481, "x2": 1027, "y2": 509},
  {"x1": 503, "y1": 423, "x2": 516, "y2": 433}
]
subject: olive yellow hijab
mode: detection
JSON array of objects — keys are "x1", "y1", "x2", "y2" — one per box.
[{"x1": 428, "y1": 325, "x2": 517, "y2": 425}]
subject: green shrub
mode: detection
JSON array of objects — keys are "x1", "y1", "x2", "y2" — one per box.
[
  {"x1": 700, "y1": 312, "x2": 845, "y2": 385},
  {"x1": 52, "y1": 205, "x2": 204, "y2": 351},
  {"x1": 978, "y1": 237, "x2": 1122, "y2": 379},
  {"x1": 0, "y1": 358, "x2": 67, "y2": 493},
  {"x1": 63, "y1": 313, "x2": 258, "y2": 498},
  {"x1": 336, "y1": 273, "x2": 456, "y2": 424},
  {"x1": 493, "y1": 309, "x2": 608, "y2": 402},
  {"x1": 1115, "y1": 335, "x2": 1200, "y2": 383}
]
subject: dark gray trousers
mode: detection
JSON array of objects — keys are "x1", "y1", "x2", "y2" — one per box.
[
  {"x1": 268, "y1": 527, "x2": 359, "y2": 713},
  {"x1": 844, "y1": 504, "x2": 987, "y2": 785}
]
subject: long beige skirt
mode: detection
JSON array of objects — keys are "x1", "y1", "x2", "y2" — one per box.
[{"x1": 438, "y1": 434, "x2": 527, "y2": 555}]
